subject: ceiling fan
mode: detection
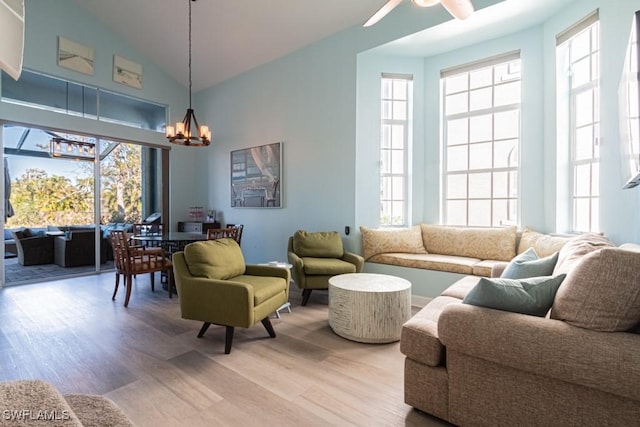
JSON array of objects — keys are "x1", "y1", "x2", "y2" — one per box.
[{"x1": 363, "y1": 0, "x2": 474, "y2": 27}]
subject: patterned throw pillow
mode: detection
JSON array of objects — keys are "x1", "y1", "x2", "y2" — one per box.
[
  {"x1": 360, "y1": 226, "x2": 427, "y2": 261},
  {"x1": 517, "y1": 227, "x2": 572, "y2": 258},
  {"x1": 552, "y1": 233, "x2": 614, "y2": 275}
]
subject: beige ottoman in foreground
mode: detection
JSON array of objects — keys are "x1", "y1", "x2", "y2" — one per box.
[{"x1": 328, "y1": 273, "x2": 412, "y2": 343}]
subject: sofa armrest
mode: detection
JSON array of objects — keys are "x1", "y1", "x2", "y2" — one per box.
[
  {"x1": 438, "y1": 303, "x2": 640, "y2": 401},
  {"x1": 490, "y1": 261, "x2": 509, "y2": 277},
  {"x1": 245, "y1": 264, "x2": 291, "y2": 282},
  {"x1": 343, "y1": 251, "x2": 364, "y2": 272}
]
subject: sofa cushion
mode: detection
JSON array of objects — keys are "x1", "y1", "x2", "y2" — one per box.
[
  {"x1": 551, "y1": 248, "x2": 640, "y2": 332},
  {"x1": 471, "y1": 260, "x2": 507, "y2": 277},
  {"x1": 553, "y1": 233, "x2": 614, "y2": 275},
  {"x1": 400, "y1": 295, "x2": 463, "y2": 367},
  {"x1": 368, "y1": 253, "x2": 479, "y2": 275},
  {"x1": 184, "y1": 238, "x2": 245, "y2": 280},
  {"x1": 302, "y1": 257, "x2": 357, "y2": 275},
  {"x1": 360, "y1": 225, "x2": 427, "y2": 260},
  {"x1": 420, "y1": 224, "x2": 517, "y2": 262},
  {"x1": 293, "y1": 230, "x2": 344, "y2": 258},
  {"x1": 517, "y1": 227, "x2": 572, "y2": 258},
  {"x1": 463, "y1": 275, "x2": 566, "y2": 317},
  {"x1": 441, "y1": 275, "x2": 482, "y2": 299},
  {"x1": 501, "y1": 248, "x2": 559, "y2": 279}
]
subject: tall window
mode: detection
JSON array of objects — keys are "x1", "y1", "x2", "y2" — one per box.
[
  {"x1": 441, "y1": 52, "x2": 521, "y2": 227},
  {"x1": 380, "y1": 74, "x2": 412, "y2": 226},
  {"x1": 557, "y1": 13, "x2": 600, "y2": 233}
]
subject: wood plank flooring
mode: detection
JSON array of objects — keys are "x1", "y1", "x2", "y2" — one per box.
[{"x1": 0, "y1": 273, "x2": 451, "y2": 426}]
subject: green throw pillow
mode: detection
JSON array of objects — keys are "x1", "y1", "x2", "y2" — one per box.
[
  {"x1": 463, "y1": 275, "x2": 566, "y2": 317},
  {"x1": 292, "y1": 230, "x2": 344, "y2": 258},
  {"x1": 501, "y1": 247, "x2": 559, "y2": 279},
  {"x1": 184, "y1": 238, "x2": 245, "y2": 280}
]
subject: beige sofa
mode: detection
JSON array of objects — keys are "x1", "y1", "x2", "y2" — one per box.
[
  {"x1": 0, "y1": 380, "x2": 133, "y2": 426},
  {"x1": 400, "y1": 232, "x2": 640, "y2": 426}
]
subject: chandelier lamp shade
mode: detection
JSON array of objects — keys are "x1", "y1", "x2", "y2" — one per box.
[{"x1": 166, "y1": 0, "x2": 211, "y2": 146}]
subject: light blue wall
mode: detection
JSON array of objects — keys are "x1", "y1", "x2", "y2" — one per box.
[
  {"x1": 0, "y1": 0, "x2": 209, "y2": 227},
  {"x1": 198, "y1": 0, "x2": 639, "y2": 272}
]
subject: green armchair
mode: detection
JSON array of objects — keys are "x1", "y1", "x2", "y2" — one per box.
[
  {"x1": 172, "y1": 238, "x2": 290, "y2": 354},
  {"x1": 287, "y1": 230, "x2": 364, "y2": 306}
]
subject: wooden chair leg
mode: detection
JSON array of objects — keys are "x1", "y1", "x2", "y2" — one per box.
[
  {"x1": 112, "y1": 273, "x2": 120, "y2": 300},
  {"x1": 150, "y1": 272, "x2": 155, "y2": 292},
  {"x1": 197, "y1": 322, "x2": 211, "y2": 338},
  {"x1": 124, "y1": 275, "x2": 133, "y2": 307},
  {"x1": 167, "y1": 269, "x2": 173, "y2": 298},
  {"x1": 224, "y1": 326, "x2": 235, "y2": 354},
  {"x1": 301, "y1": 289, "x2": 312, "y2": 306},
  {"x1": 261, "y1": 317, "x2": 276, "y2": 338}
]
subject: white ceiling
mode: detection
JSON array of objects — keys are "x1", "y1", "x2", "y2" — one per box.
[
  {"x1": 73, "y1": 0, "x2": 381, "y2": 92},
  {"x1": 73, "y1": 0, "x2": 574, "y2": 93}
]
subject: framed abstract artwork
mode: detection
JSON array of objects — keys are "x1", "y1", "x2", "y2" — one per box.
[
  {"x1": 57, "y1": 36, "x2": 94, "y2": 75},
  {"x1": 231, "y1": 142, "x2": 282, "y2": 208},
  {"x1": 113, "y1": 55, "x2": 143, "y2": 89}
]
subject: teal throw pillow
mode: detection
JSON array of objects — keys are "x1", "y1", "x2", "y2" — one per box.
[
  {"x1": 462, "y1": 275, "x2": 566, "y2": 317},
  {"x1": 501, "y1": 247, "x2": 559, "y2": 280}
]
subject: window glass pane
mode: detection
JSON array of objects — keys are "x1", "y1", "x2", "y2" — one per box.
[
  {"x1": 380, "y1": 176, "x2": 391, "y2": 199},
  {"x1": 494, "y1": 139, "x2": 518, "y2": 168},
  {"x1": 575, "y1": 125, "x2": 593, "y2": 160},
  {"x1": 493, "y1": 171, "x2": 508, "y2": 198},
  {"x1": 575, "y1": 90, "x2": 593, "y2": 128},
  {"x1": 591, "y1": 198, "x2": 599, "y2": 232},
  {"x1": 468, "y1": 200, "x2": 491, "y2": 226},
  {"x1": 381, "y1": 124, "x2": 392, "y2": 149},
  {"x1": 509, "y1": 171, "x2": 519, "y2": 197},
  {"x1": 494, "y1": 81, "x2": 520, "y2": 107},
  {"x1": 380, "y1": 150, "x2": 391, "y2": 174},
  {"x1": 574, "y1": 164, "x2": 591, "y2": 197},
  {"x1": 447, "y1": 145, "x2": 468, "y2": 171},
  {"x1": 469, "y1": 142, "x2": 492, "y2": 170},
  {"x1": 392, "y1": 176, "x2": 404, "y2": 198},
  {"x1": 495, "y1": 62, "x2": 521, "y2": 83},
  {"x1": 392, "y1": 80, "x2": 407, "y2": 100},
  {"x1": 494, "y1": 110, "x2": 519, "y2": 140},
  {"x1": 382, "y1": 80, "x2": 392, "y2": 99},
  {"x1": 393, "y1": 100, "x2": 407, "y2": 120},
  {"x1": 447, "y1": 174, "x2": 467, "y2": 199},
  {"x1": 380, "y1": 201, "x2": 392, "y2": 222},
  {"x1": 470, "y1": 68, "x2": 492, "y2": 89},
  {"x1": 391, "y1": 201, "x2": 405, "y2": 225},
  {"x1": 469, "y1": 114, "x2": 492, "y2": 143},
  {"x1": 447, "y1": 118, "x2": 468, "y2": 146},
  {"x1": 447, "y1": 200, "x2": 467, "y2": 226},
  {"x1": 571, "y1": 30, "x2": 591, "y2": 62},
  {"x1": 391, "y1": 124, "x2": 404, "y2": 149},
  {"x1": 492, "y1": 199, "x2": 508, "y2": 226},
  {"x1": 592, "y1": 163, "x2": 599, "y2": 196},
  {"x1": 468, "y1": 172, "x2": 491, "y2": 198},
  {"x1": 446, "y1": 73, "x2": 468, "y2": 94},
  {"x1": 571, "y1": 57, "x2": 591, "y2": 88},
  {"x1": 446, "y1": 92, "x2": 468, "y2": 115},
  {"x1": 382, "y1": 100, "x2": 392, "y2": 119},
  {"x1": 469, "y1": 87, "x2": 492, "y2": 111},
  {"x1": 574, "y1": 198, "x2": 590, "y2": 232},
  {"x1": 391, "y1": 150, "x2": 404, "y2": 174}
]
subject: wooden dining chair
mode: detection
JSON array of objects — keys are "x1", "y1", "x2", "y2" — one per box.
[
  {"x1": 109, "y1": 230, "x2": 173, "y2": 307},
  {"x1": 225, "y1": 224, "x2": 244, "y2": 246},
  {"x1": 206, "y1": 227, "x2": 240, "y2": 243}
]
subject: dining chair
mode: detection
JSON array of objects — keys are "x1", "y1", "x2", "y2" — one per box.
[
  {"x1": 207, "y1": 227, "x2": 240, "y2": 243},
  {"x1": 109, "y1": 229, "x2": 174, "y2": 307},
  {"x1": 225, "y1": 224, "x2": 244, "y2": 246},
  {"x1": 265, "y1": 179, "x2": 280, "y2": 207}
]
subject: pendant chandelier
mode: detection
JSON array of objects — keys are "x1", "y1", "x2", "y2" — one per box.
[{"x1": 166, "y1": 0, "x2": 211, "y2": 146}]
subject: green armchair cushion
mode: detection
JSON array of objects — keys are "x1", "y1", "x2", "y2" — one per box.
[
  {"x1": 231, "y1": 274, "x2": 288, "y2": 306},
  {"x1": 302, "y1": 257, "x2": 358, "y2": 275},
  {"x1": 293, "y1": 230, "x2": 344, "y2": 258},
  {"x1": 184, "y1": 238, "x2": 246, "y2": 279}
]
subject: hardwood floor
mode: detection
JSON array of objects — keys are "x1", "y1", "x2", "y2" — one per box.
[{"x1": 0, "y1": 273, "x2": 450, "y2": 426}]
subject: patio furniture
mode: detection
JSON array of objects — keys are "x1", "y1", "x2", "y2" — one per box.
[
  {"x1": 54, "y1": 229, "x2": 106, "y2": 267},
  {"x1": 11, "y1": 229, "x2": 54, "y2": 266}
]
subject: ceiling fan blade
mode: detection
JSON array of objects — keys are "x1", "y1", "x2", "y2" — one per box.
[
  {"x1": 440, "y1": 0, "x2": 474, "y2": 20},
  {"x1": 363, "y1": 0, "x2": 404, "y2": 27}
]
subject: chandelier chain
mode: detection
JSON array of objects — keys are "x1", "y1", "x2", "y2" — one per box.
[{"x1": 188, "y1": 0, "x2": 192, "y2": 109}]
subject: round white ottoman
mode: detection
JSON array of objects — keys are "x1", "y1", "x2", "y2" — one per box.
[{"x1": 328, "y1": 273, "x2": 412, "y2": 343}]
